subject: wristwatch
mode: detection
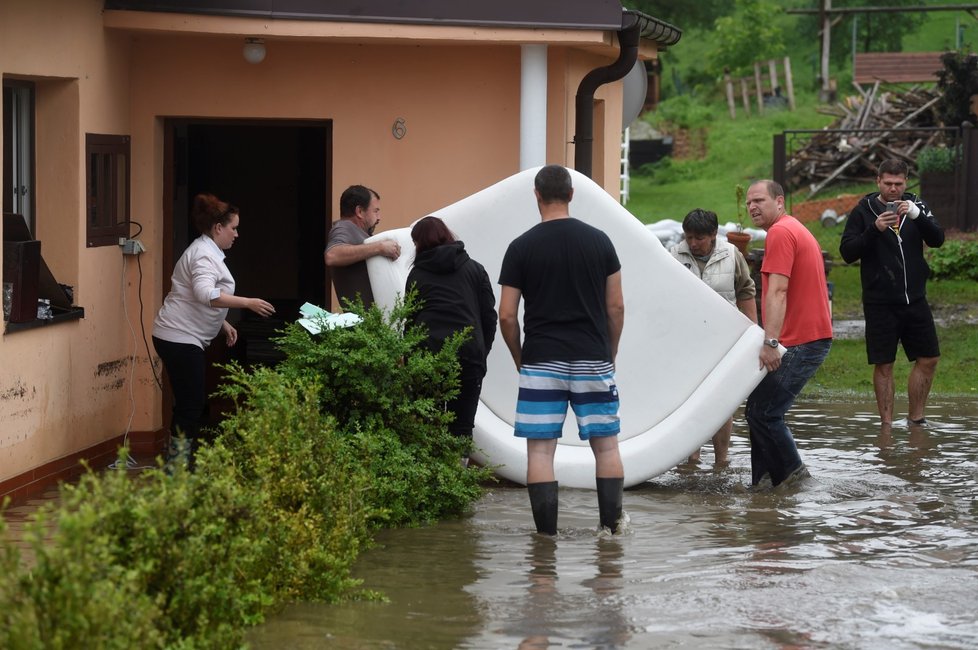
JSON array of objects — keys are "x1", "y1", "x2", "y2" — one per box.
[{"x1": 764, "y1": 338, "x2": 779, "y2": 348}]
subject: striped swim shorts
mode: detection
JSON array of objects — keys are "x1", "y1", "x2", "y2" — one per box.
[{"x1": 514, "y1": 360, "x2": 620, "y2": 440}]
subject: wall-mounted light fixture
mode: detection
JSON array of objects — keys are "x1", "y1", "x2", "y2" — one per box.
[{"x1": 243, "y1": 38, "x2": 266, "y2": 64}]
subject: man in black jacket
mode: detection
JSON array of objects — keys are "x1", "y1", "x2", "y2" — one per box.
[{"x1": 840, "y1": 159, "x2": 945, "y2": 425}]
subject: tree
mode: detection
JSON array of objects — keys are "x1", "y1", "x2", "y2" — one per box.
[
  {"x1": 709, "y1": 0, "x2": 787, "y2": 77},
  {"x1": 796, "y1": 0, "x2": 928, "y2": 69},
  {"x1": 937, "y1": 51, "x2": 978, "y2": 127}
]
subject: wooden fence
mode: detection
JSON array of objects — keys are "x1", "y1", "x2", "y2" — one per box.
[{"x1": 724, "y1": 57, "x2": 796, "y2": 119}]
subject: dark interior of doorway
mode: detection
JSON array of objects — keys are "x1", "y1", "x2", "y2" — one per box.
[{"x1": 168, "y1": 120, "x2": 330, "y2": 419}]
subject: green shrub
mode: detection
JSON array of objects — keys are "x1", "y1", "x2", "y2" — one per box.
[
  {"x1": 269, "y1": 292, "x2": 493, "y2": 526},
  {"x1": 928, "y1": 235, "x2": 978, "y2": 281},
  {"x1": 643, "y1": 94, "x2": 715, "y2": 131},
  {"x1": 0, "y1": 447, "x2": 270, "y2": 649},
  {"x1": 0, "y1": 497, "x2": 164, "y2": 650},
  {"x1": 0, "y1": 434, "x2": 375, "y2": 648},
  {"x1": 916, "y1": 145, "x2": 959, "y2": 174},
  {"x1": 0, "y1": 292, "x2": 491, "y2": 646},
  {"x1": 636, "y1": 156, "x2": 701, "y2": 184},
  {"x1": 214, "y1": 367, "x2": 376, "y2": 602}
]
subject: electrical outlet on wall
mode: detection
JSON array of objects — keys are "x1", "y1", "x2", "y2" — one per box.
[{"x1": 121, "y1": 239, "x2": 146, "y2": 255}]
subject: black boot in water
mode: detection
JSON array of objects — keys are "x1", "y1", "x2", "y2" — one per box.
[
  {"x1": 527, "y1": 481, "x2": 558, "y2": 535},
  {"x1": 596, "y1": 477, "x2": 624, "y2": 533}
]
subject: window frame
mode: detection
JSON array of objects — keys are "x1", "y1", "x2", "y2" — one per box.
[
  {"x1": 85, "y1": 133, "x2": 130, "y2": 247},
  {"x1": 2, "y1": 79, "x2": 36, "y2": 235}
]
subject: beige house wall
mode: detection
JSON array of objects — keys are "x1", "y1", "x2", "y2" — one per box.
[
  {"x1": 1, "y1": 0, "x2": 654, "y2": 488},
  {"x1": 1, "y1": 0, "x2": 140, "y2": 485}
]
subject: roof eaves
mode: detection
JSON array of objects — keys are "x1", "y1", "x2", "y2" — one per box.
[
  {"x1": 101, "y1": 1, "x2": 625, "y2": 31},
  {"x1": 623, "y1": 9, "x2": 682, "y2": 47}
]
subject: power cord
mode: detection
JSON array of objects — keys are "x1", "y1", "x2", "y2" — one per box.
[
  {"x1": 137, "y1": 254, "x2": 164, "y2": 392},
  {"x1": 123, "y1": 219, "x2": 162, "y2": 391},
  {"x1": 109, "y1": 219, "x2": 155, "y2": 471}
]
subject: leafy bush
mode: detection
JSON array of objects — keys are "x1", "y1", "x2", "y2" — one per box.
[
  {"x1": 214, "y1": 367, "x2": 376, "y2": 602},
  {"x1": 636, "y1": 156, "x2": 695, "y2": 183},
  {"x1": 269, "y1": 292, "x2": 493, "y2": 526},
  {"x1": 0, "y1": 412, "x2": 377, "y2": 648},
  {"x1": 916, "y1": 145, "x2": 959, "y2": 174},
  {"x1": 643, "y1": 94, "x2": 715, "y2": 131},
  {"x1": 928, "y1": 234, "x2": 978, "y2": 281},
  {"x1": 0, "y1": 447, "x2": 272, "y2": 649},
  {"x1": 0, "y1": 496, "x2": 164, "y2": 650},
  {"x1": 0, "y1": 292, "x2": 490, "y2": 646}
]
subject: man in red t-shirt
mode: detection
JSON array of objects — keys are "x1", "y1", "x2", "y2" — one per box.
[{"x1": 744, "y1": 180, "x2": 833, "y2": 489}]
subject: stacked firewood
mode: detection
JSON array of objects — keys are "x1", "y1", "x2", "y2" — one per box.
[{"x1": 785, "y1": 83, "x2": 945, "y2": 199}]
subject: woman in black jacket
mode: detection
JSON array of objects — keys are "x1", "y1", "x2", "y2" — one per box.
[{"x1": 406, "y1": 216, "x2": 497, "y2": 460}]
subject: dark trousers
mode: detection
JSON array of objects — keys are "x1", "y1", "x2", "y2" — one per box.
[
  {"x1": 447, "y1": 362, "x2": 485, "y2": 443},
  {"x1": 152, "y1": 336, "x2": 206, "y2": 446},
  {"x1": 745, "y1": 338, "x2": 831, "y2": 486}
]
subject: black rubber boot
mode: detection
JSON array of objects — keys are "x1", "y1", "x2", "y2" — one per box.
[
  {"x1": 596, "y1": 477, "x2": 624, "y2": 533},
  {"x1": 527, "y1": 481, "x2": 558, "y2": 535}
]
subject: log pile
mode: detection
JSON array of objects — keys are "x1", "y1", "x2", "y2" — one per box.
[{"x1": 785, "y1": 83, "x2": 945, "y2": 199}]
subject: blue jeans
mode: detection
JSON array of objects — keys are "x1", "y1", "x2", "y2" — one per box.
[{"x1": 745, "y1": 338, "x2": 831, "y2": 486}]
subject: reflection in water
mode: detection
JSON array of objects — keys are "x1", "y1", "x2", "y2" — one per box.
[
  {"x1": 516, "y1": 537, "x2": 557, "y2": 649},
  {"x1": 246, "y1": 520, "x2": 484, "y2": 649},
  {"x1": 249, "y1": 398, "x2": 978, "y2": 648}
]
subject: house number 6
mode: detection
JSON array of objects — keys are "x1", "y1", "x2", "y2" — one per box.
[{"x1": 392, "y1": 118, "x2": 407, "y2": 140}]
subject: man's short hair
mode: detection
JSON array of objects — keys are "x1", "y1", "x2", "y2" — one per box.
[
  {"x1": 340, "y1": 185, "x2": 380, "y2": 218},
  {"x1": 878, "y1": 159, "x2": 909, "y2": 178},
  {"x1": 752, "y1": 179, "x2": 785, "y2": 199},
  {"x1": 682, "y1": 208, "x2": 719, "y2": 236},
  {"x1": 534, "y1": 165, "x2": 573, "y2": 203}
]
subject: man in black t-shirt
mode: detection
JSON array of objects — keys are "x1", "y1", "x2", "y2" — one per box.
[{"x1": 498, "y1": 165, "x2": 626, "y2": 535}]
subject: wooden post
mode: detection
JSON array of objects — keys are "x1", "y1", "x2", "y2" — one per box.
[
  {"x1": 820, "y1": 0, "x2": 833, "y2": 101},
  {"x1": 768, "y1": 59, "x2": 780, "y2": 95},
  {"x1": 725, "y1": 71, "x2": 736, "y2": 119},
  {"x1": 740, "y1": 77, "x2": 752, "y2": 116},
  {"x1": 649, "y1": 60, "x2": 661, "y2": 110},
  {"x1": 961, "y1": 124, "x2": 978, "y2": 231},
  {"x1": 754, "y1": 61, "x2": 764, "y2": 113},
  {"x1": 783, "y1": 56, "x2": 796, "y2": 110},
  {"x1": 773, "y1": 133, "x2": 787, "y2": 191}
]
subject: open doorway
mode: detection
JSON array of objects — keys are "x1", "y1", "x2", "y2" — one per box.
[{"x1": 162, "y1": 119, "x2": 331, "y2": 428}]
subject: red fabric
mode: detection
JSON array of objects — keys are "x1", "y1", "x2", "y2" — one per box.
[{"x1": 760, "y1": 215, "x2": 833, "y2": 346}]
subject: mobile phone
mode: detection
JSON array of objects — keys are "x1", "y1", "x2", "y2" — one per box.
[{"x1": 886, "y1": 201, "x2": 897, "y2": 213}]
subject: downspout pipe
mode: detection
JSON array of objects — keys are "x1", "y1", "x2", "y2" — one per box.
[
  {"x1": 574, "y1": 13, "x2": 641, "y2": 179},
  {"x1": 520, "y1": 44, "x2": 548, "y2": 170}
]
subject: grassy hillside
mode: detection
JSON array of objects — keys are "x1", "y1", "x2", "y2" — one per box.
[{"x1": 625, "y1": 100, "x2": 836, "y2": 224}]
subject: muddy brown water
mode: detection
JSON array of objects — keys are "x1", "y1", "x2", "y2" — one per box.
[{"x1": 246, "y1": 397, "x2": 978, "y2": 649}]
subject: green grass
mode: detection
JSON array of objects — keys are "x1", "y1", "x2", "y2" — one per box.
[
  {"x1": 809, "y1": 323, "x2": 978, "y2": 397},
  {"x1": 905, "y1": 9, "x2": 976, "y2": 52},
  {"x1": 627, "y1": 98, "x2": 837, "y2": 224}
]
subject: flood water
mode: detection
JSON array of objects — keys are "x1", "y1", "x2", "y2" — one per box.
[{"x1": 247, "y1": 397, "x2": 978, "y2": 649}]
